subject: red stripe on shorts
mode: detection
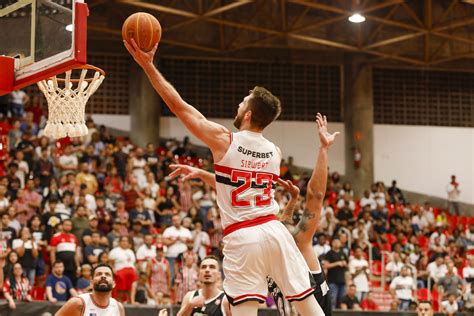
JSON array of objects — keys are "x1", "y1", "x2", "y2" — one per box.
[
  {"x1": 286, "y1": 287, "x2": 315, "y2": 300},
  {"x1": 233, "y1": 293, "x2": 267, "y2": 302},
  {"x1": 223, "y1": 214, "x2": 278, "y2": 237}
]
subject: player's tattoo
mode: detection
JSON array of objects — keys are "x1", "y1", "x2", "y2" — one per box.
[{"x1": 293, "y1": 209, "x2": 316, "y2": 236}]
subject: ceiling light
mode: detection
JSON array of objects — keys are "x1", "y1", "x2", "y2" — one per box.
[
  {"x1": 65, "y1": 24, "x2": 73, "y2": 32},
  {"x1": 348, "y1": 13, "x2": 366, "y2": 23}
]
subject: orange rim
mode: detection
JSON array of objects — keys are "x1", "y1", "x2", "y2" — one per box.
[{"x1": 52, "y1": 64, "x2": 106, "y2": 83}]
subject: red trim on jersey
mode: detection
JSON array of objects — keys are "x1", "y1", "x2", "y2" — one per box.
[
  {"x1": 214, "y1": 164, "x2": 279, "y2": 181},
  {"x1": 229, "y1": 133, "x2": 233, "y2": 144},
  {"x1": 78, "y1": 295, "x2": 86, "y2": 315},
  {"x1": 285, "y1": 287, "x2": 314, "y2": 300},
  {"x1": 223, "y1": 214, "x2": 277, "y2": 237},
  {"x1": 90, "y1": 293, "x2": 110, "y2": 309}
]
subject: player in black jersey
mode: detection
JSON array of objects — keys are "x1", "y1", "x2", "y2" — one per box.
[
  {"x1": 167, "y1": 113, "x2": 338, "y2": 316},
  {"x1": 267, "y1": 113, "x2": 337, "y2": 316},
  {"x1": 176, "y1": 255, "x2": 229, "y2": 316}
]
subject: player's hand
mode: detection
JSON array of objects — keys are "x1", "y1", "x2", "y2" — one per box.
[
  {"x1": 8, "y1": 300, "x2": 16, "y2": 309},
  {"x1": 277, "y1": 178, "x2": 300, "y2": 199},
  {"x1": 316, "y1": 113, "x2": 340, "y2": 148},
  {"x1": 190, "y1": 294, "x2": 206, "y2": 308},
  {"x1": 50, "y1": 298, "x2": 58, "y2": 304},
  {"x1": 123, "y1": 38, "x2": 158, "y2": 69},
  {"x1": 169, "y1": 164, "x2": 202, "y2": 182},
  {"x1": 158, "y1": 309, "x2": 168, "y2": 316}
]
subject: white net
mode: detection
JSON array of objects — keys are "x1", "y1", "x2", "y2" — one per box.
[{"x1": 37, "y1": 67, "x2": 105, "y2": 139}]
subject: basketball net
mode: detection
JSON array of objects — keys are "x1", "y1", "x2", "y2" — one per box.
[{"x1": 37, "y1": 65, "x2": 105, "y2": 139}]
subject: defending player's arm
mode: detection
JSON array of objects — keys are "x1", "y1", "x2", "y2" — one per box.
[
  {"x1": 293, "y1": 113, "x2": 339, "y2": 270},
  {"x1": 124, "y1": 40, "x2": 230, "y2": 159},
  {"x1": 177, "y1": 291, "x2": 205, "y2": 316},
  {"x1": 55, "y1": 297, "x2": 83, "y2": 316}
]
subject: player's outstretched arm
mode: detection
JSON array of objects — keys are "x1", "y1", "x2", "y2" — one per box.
[
  {"x1": 294, "y1": 113, "x2": 339, "y2": 245},
  {"x1": 124, "y1": 39, "x2": 230, "y2": 159},
  {"x1": 55, "y1": 297, "x2": 83, "y2": 316},
  {"x1": 168, "y1": 164, "x2": 216, "y2": 189}
]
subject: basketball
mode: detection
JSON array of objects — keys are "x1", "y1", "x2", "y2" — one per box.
[{"x1": 122, "y1": 12, "x2": 161, "y2": 52}]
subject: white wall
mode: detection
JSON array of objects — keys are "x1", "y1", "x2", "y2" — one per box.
[
  {"x1": 374, "y1": 125, "x2": 474, "y2": 204},
  {"x1": 92, "y1": 114, "x2": 473, "y2": 204}
]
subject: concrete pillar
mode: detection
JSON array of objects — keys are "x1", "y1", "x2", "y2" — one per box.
[
  {"x1": 343, "y1": 61, "x2": 374, "y2": 198},
  {"x1": 129, "y1": 62, "x2": 161, "y2": 147}
]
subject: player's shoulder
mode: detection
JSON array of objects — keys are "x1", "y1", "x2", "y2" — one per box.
[
  {"x1": 116, "y1": 300, "x2": 126, "y2": 316},
  {"x1": 56, "y1": 296, "x2": 85, "y2": 316}
]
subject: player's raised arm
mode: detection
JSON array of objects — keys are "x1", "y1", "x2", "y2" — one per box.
[
  {"x1": 124, "y1": 39, "x2": 230, "y2": 159},
  {"x1": 294, "y1": 113, "x2": 339, "y2": 244}
]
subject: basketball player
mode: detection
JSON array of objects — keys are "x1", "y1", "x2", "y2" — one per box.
[
  {"x1": 417, "y1": 301, "x2": 434, "y2": 316},
  {"x1": 55, "y1": 263, "x2": 125, "y2": 316},
  {"x1": 125, "y1": 39, "x2": 323, "y2": 316},
  {"x1": 169, "y1": 113, "x2": 338, "y2": 316},
  {"x1": 176, "y1": 255, "x2": 228, "y2": 316}
]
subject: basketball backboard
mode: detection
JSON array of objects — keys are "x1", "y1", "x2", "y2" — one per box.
[{"x1": 0, "y1": 0, "x2": 88, "y2": 95}]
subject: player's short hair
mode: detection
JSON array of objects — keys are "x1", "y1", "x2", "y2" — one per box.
[
  {"x1": 92, "y1": 263, "x2": 115, "y2": 278},
  {"x1": 200, "y1": 255, "x2": 220, "y2": 268},
  {"x1": 53, "y1": 260, "x2": 64, "y2": 267},
  {"x1": 418, "y1": 300, "x2": 432, "y2": 307},
  {"x1": 247, "y1": 86, "x2": 281, "y2": 129}
]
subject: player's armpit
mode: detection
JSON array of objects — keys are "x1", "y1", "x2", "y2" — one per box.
[{"x1": 54, "y1": 297, "x2": 84, "y2": 316}]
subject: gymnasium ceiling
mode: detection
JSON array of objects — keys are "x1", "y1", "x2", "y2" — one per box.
[{"x1": 87, "y1": 0, "x2": 474, "y2": 70}]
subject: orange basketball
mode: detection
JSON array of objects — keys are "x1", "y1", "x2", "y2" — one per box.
[{"x1": 122, "y1": 12, "x2": 162, "y2": 52}]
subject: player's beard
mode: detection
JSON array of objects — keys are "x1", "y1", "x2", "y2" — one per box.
[
  {"x1": 233, "y1": 113, "x2": 243, "y2": 129},
  {"x1": 94, "y1": 281, "x2": 113, "y2": 292}
]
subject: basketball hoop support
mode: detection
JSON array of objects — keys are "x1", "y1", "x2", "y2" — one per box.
[{"x1": 0, "y1": 1, "x2": 88, "y2": 96}]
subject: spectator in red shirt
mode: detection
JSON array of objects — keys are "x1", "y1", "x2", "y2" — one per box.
[
  {"x1": 360, "y1": 291, "x2": 379, "y2": 311},
  {"x1": 3, "y1": 262, "x2": 32, "y2": 309},
  {"x1": 49, "y1": 219, "x2": 80, "y2": 285}
]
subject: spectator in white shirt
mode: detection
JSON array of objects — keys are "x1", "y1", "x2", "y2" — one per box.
[
  {"x1": 412, "y1": 209, "x2": 429, "y2": 232},
  {"x1": 163, "y1": 214, "x2": 192, "y2": 280},
  {"x1": 427, "y1": 256, "x2": 448, "y2": 284},
  {"x1": 390, "y1": 266, "x2": 415, "y2": 311},
  {"x1": 446, "y1": 175, "x2": 461, "y2": 216},
  {"x1": 386, "y1": 252, "x2": 404, "y2": 279},
  {"x1": 360, "y1": 190, "x2": 376, "y2": 210},
  {"x1": 441, "y1": 293, "x2": 458, "y2": 316},
  {"x1": 313, "y1": 233, "x2": 331, "y2": 258},
  {"x1": 0, "y1": 184, "x2": 10, "y2": 212},
  {"x1": 420, "y1": 208, "x2": 435, "y2": 228},
  {"x1": 136, "y1": 234, "x2": 156, "y2": 272},
  {"x1": 464, "y1": 283, "x2": 474, "y2": 312},
  {"x1": 192, "y1": 220, "x2": 210, "y2": 260},
  {"x1": 430, "y1": 225, "x2": 447, "y2": 248},
  {"x1": 337, "y1": 194, "x2": 355, "y2": 211},
  {"x1": 463, "y1": 224, "x2": 474, "y2": 248},
  {"x1": 58, "y1": 145, "x2": 78, "y2": 176},
  {"x1": 352, "y1": 220, "x2": 369, "y2": 244},
  {"x1": 463, "y1": 257, "x2": 474, "y2": 285},
  {"x1": 109, "y1": 236, "x2": 138, "y2": 302},
  {"x1": 349, "y1": 247, "x2": 370, "y2": 301}
]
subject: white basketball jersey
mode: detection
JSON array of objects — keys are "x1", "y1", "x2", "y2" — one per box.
[
  {"x1": 78, "y1": 293, "x2": 121, "y2": 316},
  {"x1": 215, "y1": 130, "x2": 281, "y2": 228}
]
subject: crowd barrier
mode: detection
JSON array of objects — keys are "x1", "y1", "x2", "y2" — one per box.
[{"x1": 0, "y1": 301, "x2": 461, "y2": 315}]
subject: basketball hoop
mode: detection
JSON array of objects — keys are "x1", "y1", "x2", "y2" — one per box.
[{"x1": 37, "y1": 64, "x2": 105, "y2": 139}]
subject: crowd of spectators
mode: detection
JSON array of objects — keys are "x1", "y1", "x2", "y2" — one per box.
[
  {"x1": 0, "y1": 91, "x2": 472, "y2": 315},
  {"x1": 308, "y1": 171, "x2": 474, "y2": 314}
]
